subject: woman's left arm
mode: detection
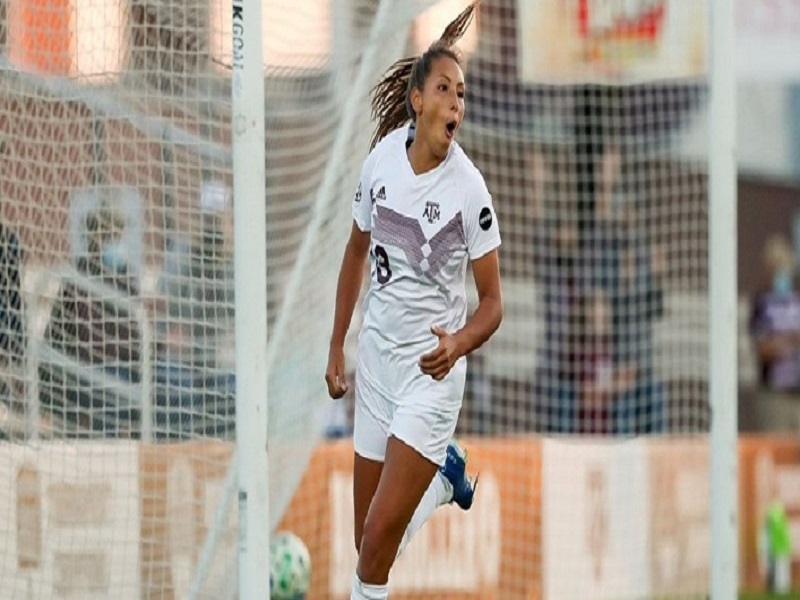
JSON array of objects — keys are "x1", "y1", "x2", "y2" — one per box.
[
  {"x1": 454, "y1": 249, "x2": 503, "y2": 356},
  {"x1": 418, "y1": 249, "x2": 503, "y2": 380}
]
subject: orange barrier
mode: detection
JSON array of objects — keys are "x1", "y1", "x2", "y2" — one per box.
[
  {"x1": 139, "y1": 442, "x2": 233, "y2": 599},
  {"x1": 739, "y1": 436, "x2": 800, "y2": 591},
  {"x1": 132, "y1": 436, "x2": 800, "y2": 599},
  {"x1": 278, "y1": 439, "x2": 542, "y2": 600}
]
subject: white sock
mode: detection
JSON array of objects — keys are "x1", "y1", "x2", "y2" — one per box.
[
  {"x1": 396, "y1": 472, "x2": 452, "y2": 558},
  {"x1": 351, "y1": 574, "x2": 388, "y2": 600},
  {"x1": 438, "y1": 470, "x2": 454, "y2": 504}
]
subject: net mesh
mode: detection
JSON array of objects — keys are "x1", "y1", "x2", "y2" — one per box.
[{"x1": 0, "y1": 0, "x2": 739, "y2": 598}]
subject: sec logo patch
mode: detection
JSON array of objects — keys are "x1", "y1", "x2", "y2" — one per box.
[{"x1": 479, "y1": 206, "x2": 493, "y2": 231}]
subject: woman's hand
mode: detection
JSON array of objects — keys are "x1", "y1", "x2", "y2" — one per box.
[
  {"x1": 419, "y1": 326, "x2": 461, "y2": 381},
  {"x1": 325, "y1": 344, "x2": 348, "y2": 399}
]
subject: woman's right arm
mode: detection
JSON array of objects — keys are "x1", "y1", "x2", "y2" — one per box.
[{"x1": 325, "y1": 222, "x2": 371, "y2": 399}]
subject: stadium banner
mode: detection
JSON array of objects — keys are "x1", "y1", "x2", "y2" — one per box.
[
  {"x1": 736, "y1": 0, "x2": 800, "y2": 81},
  {"x1": 137, "y1": 439, "x2": 541, "y2": 600},
  {"x1": 278, "y1": 439, "x2": 543, "y2": 600},
  {"x1": 542, "y1": 439, "x2": 651, "y2": 599},
  {"x1": 2, "y1": 436, "x2": 799, "y2": 598},
  {"x1": 0, "y1": 443, "x2": 141, "y2": 600},
  {"x1": 646, "y1": 440, "x2": 711, "y2": 596},
  {"x1": 739, "y1": 436, "x2": 800, "y2": 590},
  {"x1": 138, "y1": 442, "x2": 236, "y2": 599},
  {"x1": 516, "y1": 0, "x2": 708, "y2": 84}
]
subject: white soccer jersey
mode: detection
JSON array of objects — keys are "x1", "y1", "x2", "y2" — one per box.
[{"x1": 352, "y1": 124, "x2": 501, "y2": 403}]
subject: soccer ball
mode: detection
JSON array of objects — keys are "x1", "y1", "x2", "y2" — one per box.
[{"x1": 269, "y1": 531, "x2": 312, "y2": 600}]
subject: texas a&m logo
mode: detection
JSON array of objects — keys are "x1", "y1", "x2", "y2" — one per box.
[{"x1": 423, "y1": 201, "x2": 440, "y2": 224}]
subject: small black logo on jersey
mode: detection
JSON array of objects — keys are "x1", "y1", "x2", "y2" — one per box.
[
  {"x1": 370, "y1": 185, "x2": 386, "y2": 205},
  {"x1": 354, "y1": 182, "x2": 362, "y2": 203},
  {"x1": 479, "y1": 206, "x2": 493, "y2": 231},
  {"x1": 423, "y1": 201, "x2": 440, "y2": 224}
]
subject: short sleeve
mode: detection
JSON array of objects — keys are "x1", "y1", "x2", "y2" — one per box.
[
  {"x1": 462, "y1": 173, "x2": 501, "y2": 261},
  {"x1": 352, "y1": 151, "x2": 377, "y2": 232}
]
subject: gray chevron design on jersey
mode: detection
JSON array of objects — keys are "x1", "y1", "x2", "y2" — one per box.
[
  {"x1": 426, "y1": 211, "x2": 466, "y2": 274},
  {"x1": 373, "y1": 205, "x2": 465, "y2": 277}
]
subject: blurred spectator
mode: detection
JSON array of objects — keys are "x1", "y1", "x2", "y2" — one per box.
[
  {"x1": 48, "y1": 204, "x2": 140, "y2": 365},
  {"x1": 595, "y1": 145, "x2": 626, "y2": 221},
  {"x1": 588, "y1": 147, "x2": 666, "y2": 434},
  {"x1": 576, "y1": 290, "x2": 615, "y2": 434},
  {"x1": 759, "y1": 493, "x2": 792, "y2": 594},
  {"x1": 77, "y1": 204, "x2": 137, "y2": 294},
  {"x1": 525, "y1": 148, "x2": 552, "y2": 280},
  {"x1": 157, "y1": 211, "x2": 233, "y2": 370},
  {"x1": 750, "y1": 233, "x2": 800, "y2": 391},
  {"x1": 589, "y1": 145, "x2": 635, "y2": 283},
  {"x1": 535, "y1": 220, "x2": 583, "y2": 433},
  {"x1": 749, "y1": 233, "x2": 800, "y2": 431},
  {"x1": 42, "y1": 202, "x2": 141, "y2": 436},
  {"x1": 154, "y1": 210, "x2": 235, "y2": 439},
  {"x1": 575, "y1": 289, "x2": 652, "y2": 435},
  {"x1": 609, "y1": 205, "x2": 666, "y2": 433}
]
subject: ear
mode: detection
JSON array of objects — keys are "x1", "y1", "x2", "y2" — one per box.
[{"x1": 410, "y1": 87, "x2": 423, "y2": 117}]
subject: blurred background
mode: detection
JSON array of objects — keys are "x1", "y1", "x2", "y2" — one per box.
[{"x1": 0, "y1": 0, "x2": 798, "y2": 599}]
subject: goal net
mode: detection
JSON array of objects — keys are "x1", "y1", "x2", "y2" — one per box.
[{"x1": 0, "y1": 0, "x2": 732, "y2": 598}]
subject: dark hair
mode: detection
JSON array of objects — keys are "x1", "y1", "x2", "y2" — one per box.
[{"x1": 369, "y1": 1, "x2": 479, "y2": 149}]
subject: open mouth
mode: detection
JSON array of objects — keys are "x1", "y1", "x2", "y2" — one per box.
[{"x1": 445, "y1": 120, "x2": 458, "y2": 139}]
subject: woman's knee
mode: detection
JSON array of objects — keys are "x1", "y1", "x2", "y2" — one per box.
[
  {"x1": 360, "y1": 512, "x2": 388, "y2": 550},
  {"x1": 359, "y1": 511, "x2": 403, "y2": 563}
]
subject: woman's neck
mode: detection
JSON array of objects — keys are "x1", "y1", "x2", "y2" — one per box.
[{"x1": 407, "y1": 137, "x2": 445, "y2": 175}]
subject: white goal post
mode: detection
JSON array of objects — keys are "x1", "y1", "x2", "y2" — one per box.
[
  {"x1": 231, "y1": 0, "x2": 269, "y2": 597},
  {"x1": 708, "y1": 0, "x2": 738, "y2": 597}
]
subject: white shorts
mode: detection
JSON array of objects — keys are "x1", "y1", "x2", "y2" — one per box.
[{"x1": 352, "y1": 362, "x2": 465, "y2": 466}]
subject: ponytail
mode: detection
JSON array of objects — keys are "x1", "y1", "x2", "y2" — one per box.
[{"x1": 369, "y1": 1, "x2": 479, "y2": 150}]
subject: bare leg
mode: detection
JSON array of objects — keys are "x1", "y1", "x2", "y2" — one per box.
[
  {"x1": 353, "y1": 452, "x2": 383, "y2": 553},
  {"x1": 354, "y1": 450, "x2": 452, "y2": 558},
  {"x1": 357, "y1": 436, "x2": 438, "y2": 585}
]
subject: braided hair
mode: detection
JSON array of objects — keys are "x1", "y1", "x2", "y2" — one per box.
[{"x1": 369, "y1": 1, "x2": 479, "y2": 150}]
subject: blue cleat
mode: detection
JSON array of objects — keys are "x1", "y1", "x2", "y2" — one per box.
[{"x1": 438, "y1": 440, "x2": 478, "y2": 510}]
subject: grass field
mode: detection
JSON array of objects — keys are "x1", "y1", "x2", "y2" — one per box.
[{"x1": 740, "y1": 593, "x2": 800, "y2": 600}]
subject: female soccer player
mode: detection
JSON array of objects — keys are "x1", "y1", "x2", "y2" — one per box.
[{"x1": 324, "y1": 4, "x2": 502, "y2": 599}]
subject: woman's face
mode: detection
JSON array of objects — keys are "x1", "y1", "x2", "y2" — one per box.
[{"x1": 411, "y1": 56, "x2": 465, "y2": 159}]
